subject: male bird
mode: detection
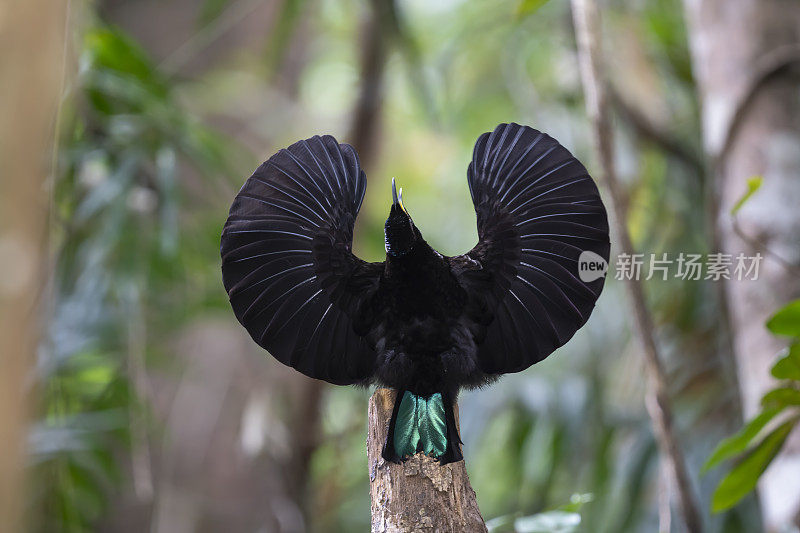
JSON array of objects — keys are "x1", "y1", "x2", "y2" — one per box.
[{"x1": 221, "y1": 123, "x2": 609, "y2": 465}]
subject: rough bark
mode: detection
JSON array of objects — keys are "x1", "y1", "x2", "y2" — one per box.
[
  {"x1": 682, "y1": 1, "x2": 800, "y2": 529},
  {"x1": 0, "y1": 0, "x2": 65, "y2": 531},
  {"x1": 367, "y1": 388, "x2": 487, "y2": 533},
  {"x1": 571, "y1": 0, "x2": 704, "y2": 531}
]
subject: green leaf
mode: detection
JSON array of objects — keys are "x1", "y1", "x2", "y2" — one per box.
[
  {"x1": 516, "y1": 0, "x2": 551, "y2": 17},
  {"x1": 761, "y1": 387, "x2": 800, "y2": 408},
  {"x1": 772, "y1": 343, "x2": 800, "y2": 381},
  {"x1": 85, "y1": 27, "x2": 167, "y2": 96},
  {"x1": 712, "y1": 419, "x2": 797, "y2": 512},
  {"x1": 766, "y1": 299, "x2": 800, "y2": 337},
  {"x1": 702, "y1": 407, "x2": 783, "y2": 474},
  {"x1": 730, "y1": 175, "x2": 763, "y2": 215}
]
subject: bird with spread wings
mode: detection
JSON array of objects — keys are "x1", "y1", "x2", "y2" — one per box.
[{"x1": 221, "y1": 123, "x2": 609, "y2": 465}]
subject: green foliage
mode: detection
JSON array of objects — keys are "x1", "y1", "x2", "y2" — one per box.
[
  {"x1": 470, "y1": 370, "x2": 658, "y2": 533},
  {"x1": 702, "y1": 407, "x2": 783, "y2": 474},
  {"x1": 771, "y1": 344, "x2": 800, "y2": 380},
  {"x1": 766, "y1": 300, "x2": 800, "y2": 337},
  {"x1": 711, "y1": 420, "x2": 796, "y2": 513},
  {"x1": 32, "y1": 20, "x2": 236, "y2": 532},
  {"x1": 706, "y1": 299, "x2": 800, "y2": 513},
  {"x1": 761, "y1": 387, "x2": 800, "y2": 408}
]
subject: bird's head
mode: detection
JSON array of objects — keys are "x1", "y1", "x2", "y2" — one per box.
[{"x1": 385, "y1": 178, "x2": 420, "y2": 257}]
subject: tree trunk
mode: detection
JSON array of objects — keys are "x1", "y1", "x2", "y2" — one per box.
[
  {"x1": 571, "y1": 0, "x2": 705, "y2": 530},
  {"x1": 682, "y1": 0, "x2": 800, "y2": 529},
  {"x1": 0, "y1": 0, "x2": 66, "y2": 530},
  {"x1": 367, "y1": 388, "x2": 487, "y2": 533},
  {"x1": 347, "y1": 0, "x2": 390, "y2": 172}
]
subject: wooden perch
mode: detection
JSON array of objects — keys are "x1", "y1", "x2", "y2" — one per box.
[{"x1": 367, "y1": 388, "x2": 487, "y2": 533}]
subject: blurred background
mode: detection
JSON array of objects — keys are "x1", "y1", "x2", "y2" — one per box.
[{"x1": 2, "y1": 0, "x2": 800, "y2": 531}]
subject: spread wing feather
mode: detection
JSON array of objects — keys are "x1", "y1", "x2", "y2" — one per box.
[
  {"x1": 221, "y1": 135, "x2": 381, "y2": 385},
  {"x1": 453, "y1": 123, "x2": 610, "y2": 375}
]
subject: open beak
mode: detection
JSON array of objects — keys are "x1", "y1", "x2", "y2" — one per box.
[{"x1": 392, "y1": 178, "x2": 406, "y2": 213}]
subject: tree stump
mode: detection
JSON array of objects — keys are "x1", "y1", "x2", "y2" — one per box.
[{"x1": 367, "y1": 388, "x2": 487, "y2": 533}]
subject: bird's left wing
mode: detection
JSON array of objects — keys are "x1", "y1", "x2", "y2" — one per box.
[
  {"x1": 221, "y1": 135, "x2": 382, "y2": 385},
  {"x1": 451, "y1": 123, "x2": 610, "y2": 375}
]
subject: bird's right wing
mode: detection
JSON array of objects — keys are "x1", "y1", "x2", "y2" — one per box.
[
  {"x1": 452, "y1": 123, "x2": 610, "y2": 375},
  {"x1": 221, "y1": 135, "x2": 382, "y2": 385}
]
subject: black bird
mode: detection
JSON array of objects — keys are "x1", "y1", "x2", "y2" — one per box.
[{"x1": 221, "y1": 123, "x2": 609, "y2": 465}]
